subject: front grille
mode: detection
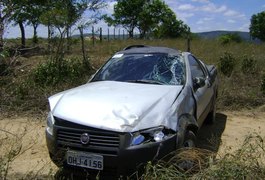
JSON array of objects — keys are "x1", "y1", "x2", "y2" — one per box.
[
  {"x1": 54, "y1": 117, "x2": 121, "y2": 156},
  {"x1": 57, "y1": 129, "x2": 120, "y2": 148}
]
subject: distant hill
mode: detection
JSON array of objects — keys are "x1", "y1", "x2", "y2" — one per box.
[{"x1": 195, "y1": 30, "x2": 260, "y2": 42}]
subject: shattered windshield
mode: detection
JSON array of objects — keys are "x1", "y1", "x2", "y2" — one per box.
[{"x1": 92, "y1": 53, "x2": 185, "y2": 85}]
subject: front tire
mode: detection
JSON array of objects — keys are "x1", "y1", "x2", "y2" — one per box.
[{"x1": 183, "y1": 130, "x2": 196, "y2": 148}]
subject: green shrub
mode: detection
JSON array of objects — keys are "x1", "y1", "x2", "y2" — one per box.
[
  {"x1": 241, "y1": 56, "x2": 256, "y2": 74},
  {"x1": 33, "y1": 57, "x2": 92, "y2": 86},
  {"x1": 219, "y1": 52, "x2": 236, "y2": 77},
  {"x1": 219, "y1": 33, "x2": 242, "y2": 45}
]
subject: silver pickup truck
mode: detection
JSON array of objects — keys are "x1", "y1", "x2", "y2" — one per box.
[{"x1": 46, "y1": 45, "x2": 218, "y2": 176}]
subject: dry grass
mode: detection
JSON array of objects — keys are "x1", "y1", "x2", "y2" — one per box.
[{"x1": 140, "y1": 134, "x2": 265, "y2": 179}]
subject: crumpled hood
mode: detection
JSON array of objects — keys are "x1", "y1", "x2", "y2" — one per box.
[{"x1": 49, "y1": 81, "x2": 183, "y2": 132}]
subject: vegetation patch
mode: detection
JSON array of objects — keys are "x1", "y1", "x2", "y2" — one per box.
[
  {"x1": 219, "y1": 33, "x2": 242, "y2": 45},
  {"x1": 33, "y1": 57, "x2": 92, "y2": 87},
  {"x1": 140, "y1": 134, "x2": 265, "y2": 179},
  {"x1": 241, "y1": 55, "x2": 257, "y2": 74},
  {"x1": 219, "y1": 52, "x2": 236, "y2": 77}
]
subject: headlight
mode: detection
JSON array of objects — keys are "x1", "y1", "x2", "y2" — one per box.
[
  {"x1": 46, "y1": 112, "x2": 55, "y2": 136},
  {"x1": 130, "y1": 126, "x2": 170, "y2": 146}
]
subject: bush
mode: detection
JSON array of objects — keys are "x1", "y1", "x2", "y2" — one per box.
[
  {"x1": 219, "y1": 52, "x2": 236, "y2": 77},
  {"x1": 219, "y1": 33, "x2": 242, "y2": 45},
  {"x1": 241, "y1": 56, "x2": 257, "y2": 74},
  {"x1": 33, "y1": 57, "x2": 92, "y2": 86}
]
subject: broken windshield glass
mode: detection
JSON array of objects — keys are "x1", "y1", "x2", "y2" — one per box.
[{"x1": 92, "y1": 53, "x2": 185, "y2": 85}]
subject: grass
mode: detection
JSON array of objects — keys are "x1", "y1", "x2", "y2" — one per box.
[{"x1": 140, "y1": 133, "x2": 265, "y2": 180}]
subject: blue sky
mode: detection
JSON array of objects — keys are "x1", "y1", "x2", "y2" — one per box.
[{"x1": 4, "y1": 0, "x2": 265, "y2": 38}]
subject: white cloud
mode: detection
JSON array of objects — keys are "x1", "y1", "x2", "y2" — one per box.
[
  {"x1": 216, "y1": 5, "x2": 227, "y2": 13},
  {"x1": 177, "y1": 4, "x2": 195, "y2": 11},
  {"x1": 199, "y1": 3, "x2": 227, "y2": 13},
  {"x1": 191, "y1": 0, "x2": 209, "y2": 3},
  {"x1": 203, "y1": 17, "x2": 213, "y2": 21},
  {"x1": 196, "y1": 17, "x2": 213, "y2": 25},
  {"x1": 227, "y1": 19, "x2": 235, "y2": 23},
  {"x1": 224, "y1": 10, "x2": 246, "y2": 19},
  {"x1": 177, "y1": 12, "x2": 194, "y2": 22},
  {"x1": 224, "y1": 10, "x2": 238, "y2": 16},
  {"x1": 196, "y1": 20, "x2": 204, "y2": 25}
]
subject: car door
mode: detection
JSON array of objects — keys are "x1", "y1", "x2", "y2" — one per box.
[{"x1": 188, "y1": 55, "x2": 214, "y2": 127}]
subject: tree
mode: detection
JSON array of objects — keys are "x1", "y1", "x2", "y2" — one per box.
[
  {"x1": 0, "y1": 0, "x2": 14, "y2": 49},
  {"x1": 250, "y1": 11, "x2": 265, "y2": 41},
  {"x1": 137, "y1": 0, "x2": 164, "y2": 38},
  {"x1": 104, "y1": 0, "x2": 145, "y2": 38},
  {"x1": 40, "y1": 0, "x2": 105, "y2": 50},
  {"x1": 9, "y1": 0, "x2": 31, "y2": 48},
  {"x1": 25, "y1": 0, "x2": 46, "y2": 44},
  {"x1": 104, "y1": 0, "x2": 189, "y2": 39},
  {"x1": 147, "y1": 1, "x2": 189, "y2": 38}
]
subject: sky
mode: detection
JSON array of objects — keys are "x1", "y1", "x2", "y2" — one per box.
[{"x1": 3, "y1": 0, "x2": 265, "y2": 38}]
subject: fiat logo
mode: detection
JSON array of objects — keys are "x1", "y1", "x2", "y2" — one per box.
[{"x1": 80, "y1": 133, "x2": 90, "y2": 145}]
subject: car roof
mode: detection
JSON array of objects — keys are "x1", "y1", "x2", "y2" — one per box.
[{"x1": 116, "y1": 45, "x2": 181, "y2": 56}]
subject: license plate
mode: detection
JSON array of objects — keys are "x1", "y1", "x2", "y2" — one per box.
[{"x1": 66, "y1": 151, "x2": 103, "y2": 170}]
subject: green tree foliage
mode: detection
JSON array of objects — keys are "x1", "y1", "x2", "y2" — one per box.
[
  {"x1": 219, "y1": 33, "x2": 242, "y2": 45},
  {"x1": 250, "y1": 11, "x2": 265, "y2": 41},
  {"x1": 0, "y1": 0, "x2": 15, "y2": 49},
  {"x1": 152, "y1": 3, "x2": 190, "y2": 39},
  {"x1": 104, "y1": 0, "x2": 189, "y2": 39},
  {"x1": 9, "y1": 0, "x2": 47, "y2": 46},
  {"x1": 9, "y1": 0, "x2": 28, "y2": 47},
  {"x1": 104, "y1": 0, "x2": 145, "y2": 38}
]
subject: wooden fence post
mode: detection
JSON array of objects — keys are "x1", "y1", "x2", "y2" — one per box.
[
  {"x1": 187, "y1": 36, "x2": 191, "y2": 52},
  {"x1": 100, "y1": 27, "x2": 102, "y2": 43},
  {"x1": 113, "y1": 28, "x2": 115, "y2": 40},
  {"x1": 123, "y1": 30, "x2": 125, "y2": 40},
  {"x1": 92, "y1": 26, "x2": 95, "y2": 46},
  {"x1": 108, "y1": 28, "x2": 110, "y2": 42}
]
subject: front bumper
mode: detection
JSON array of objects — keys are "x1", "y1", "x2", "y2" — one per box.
[{"x1": 46, "y1": 121, "x2": 177, "y2": 176}]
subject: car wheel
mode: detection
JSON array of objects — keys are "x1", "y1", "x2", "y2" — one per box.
[
  {"x1": 183, "y1": 130, "x2": 196, "y2": 148},
  {"x1": 177, "y1": 130, "x2": 196, "y2": 170}
]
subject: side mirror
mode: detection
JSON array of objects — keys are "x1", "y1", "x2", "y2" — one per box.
[{"x1": 193, "y1": 77, "x2": 205, "y2": 90}]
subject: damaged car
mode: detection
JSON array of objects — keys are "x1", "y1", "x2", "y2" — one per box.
[{"x1": 46, "y1": 45, "x2": 218, "y2": 176}]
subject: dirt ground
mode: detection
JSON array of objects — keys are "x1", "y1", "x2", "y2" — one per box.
[{"x1": 1, "y1": 108, "x2": 265, "y2": 179}]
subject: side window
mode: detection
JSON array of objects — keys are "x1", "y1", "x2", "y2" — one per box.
[{"x1": 188, "y1": 55, "x2": 205, "y2": 80}]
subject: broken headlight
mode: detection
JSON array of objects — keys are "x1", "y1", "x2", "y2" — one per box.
[
  {"x1": 130, "y1": 126, "x2": 171, "y2": 146},
  {"x1": 46, "y1": 112, "x2": 55, "y2": 136}
]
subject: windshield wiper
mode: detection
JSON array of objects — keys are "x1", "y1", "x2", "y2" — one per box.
[{"x1": 127, "y1": 79, "x2": 164, "y2": 85}]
